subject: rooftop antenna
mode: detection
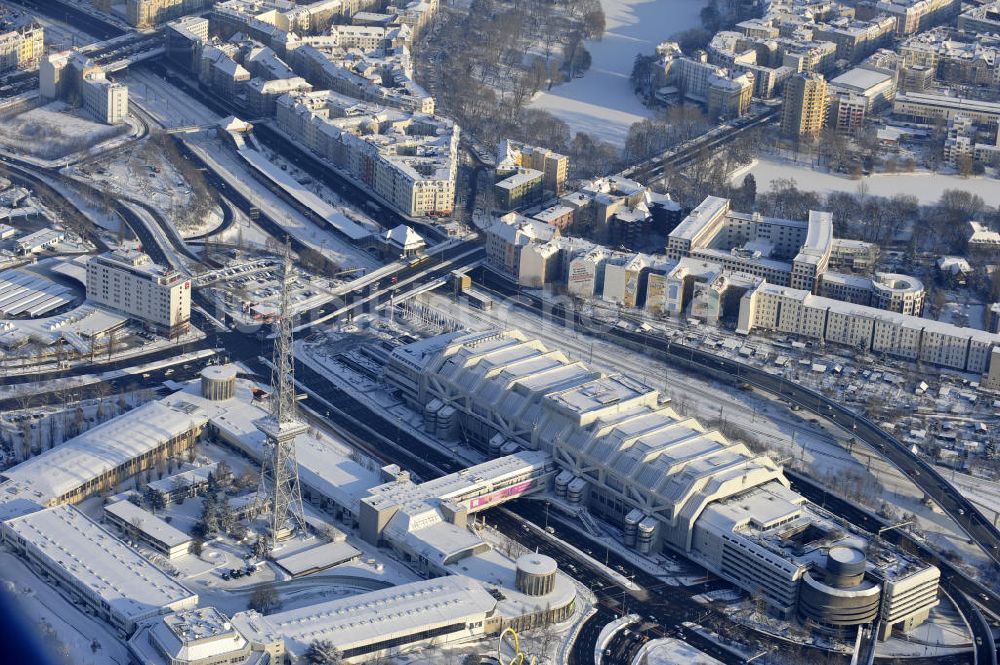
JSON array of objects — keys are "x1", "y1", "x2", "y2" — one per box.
[{"x1": 255, "y1": 238, "x2": 307, "y2": 548}]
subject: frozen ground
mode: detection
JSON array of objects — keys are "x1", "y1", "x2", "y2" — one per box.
[
  {"x1": 0, "y1": 102, "x2": 128, "y2": 160},
  {"x1": 732, "y1": 156, "x2": 1000, "y2": 205},
  {"x1": 0, "y1": 552, "x2": 129, "y2": 665},
  {"x1": 528, "y1": 0, "x2": 706, "y2": 145}
]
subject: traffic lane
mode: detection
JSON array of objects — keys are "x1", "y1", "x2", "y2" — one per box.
[{"x1": 490, "y1": 507, "x2": 751, "y2": 665}]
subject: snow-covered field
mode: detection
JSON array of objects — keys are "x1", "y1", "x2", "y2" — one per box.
[
  {"x1": 0, "y1": 103, "x2": 127, "y2": 160},
  {"x1": 528, "y1": 0, "x2": 706, "y2": 145},
  {"x1": 733, "y1": 157, "x2": 1000, "y2": 205}
]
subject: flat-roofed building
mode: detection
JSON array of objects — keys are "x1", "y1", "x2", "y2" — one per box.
[
  {"x1": 104, "y1": 500, "x2": 193, "y2": 559},
  {"x1": 894, "y1": 92, "x2": 1000, "y2": 127},
  {"x1": 79, "y1": 61, "x2": 129, "y2": 125},
  {"x1": 494, "y1": 168, "x2": 544, "y2": 211},
  {"x1": 383, "y1": 328, "x2": 941, "y2": 640},
  {"x1": 496, "y1": 140, "x2": 568, "y2": 195},
  {"x1": 959, "y1": 1, "x2": 1000, "y2": 33},
  {"x1": 829, "y1": 66, "x2": 896, "y2": 113},
  {"x1": 129, "y1": 606, "x2": 258, "y2": 665},
  {"x1": 0, "y1": 399, "x2": 208, "y2": 521},
  {"x1": 2, "y1": 505, "x2": 198, "y2": 635},
  {"x1": 666, "y1": 196, "x2": 833, "y2": 293},
  {"x1": 738, "y1": 282, "x2": 1000, "y2": 375},
  {"x1": 231, "y1": 575, "x2": 500, "y2": 663},
  {"x1": 87, "y1": 249, "x2": 191, "y2": 337},
  {"x1": 14, "y1": 228, "x2": 64, "y2": 255},
  {"x1": 274, "y1": 89, "x2": 458, "y2": 218},
  {"x1": 165, "y1": 16, "x2": 209, "y2": 72}
]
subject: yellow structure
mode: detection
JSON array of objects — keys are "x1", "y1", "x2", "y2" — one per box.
[
  {"x1": 498, "y1": 627, "x2": 537, "y2": 665},
  {"x1": 781, "y1": 72, "x2": 829, "y2": 139}
]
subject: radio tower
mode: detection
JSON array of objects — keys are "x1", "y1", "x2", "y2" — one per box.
[{"x1": 255, "y1": 239, "x2": 308, "y2": 546}]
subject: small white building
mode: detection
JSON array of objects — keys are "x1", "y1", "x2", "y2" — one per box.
[
  {"x1": 14, "y1": 227, "x2": 64, "y2": 254},
  {"x1": 104, "y1": 500, "x2": 193, "y2": 559},
  {"x1": 383, "y1": 224, "x2": 425, "y2": 258}
]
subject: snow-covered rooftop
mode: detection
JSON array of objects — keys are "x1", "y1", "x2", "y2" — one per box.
[
  {"x1": 0, "y1": 400, "x2": 208, "y2": 520},
  {"x1": 230, "y1": 575, "x2": 496, "y2": 656},
  {"x1": 105, "y1": 500, "x2": 192, "y2": 549},
  {"x1": 2, "y1": 505, "x2": 197, "y2": 623}
]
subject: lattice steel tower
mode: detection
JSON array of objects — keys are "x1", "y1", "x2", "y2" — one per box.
[{"x1": 255, "y1": 240, "x2": 308, "y2": 545}]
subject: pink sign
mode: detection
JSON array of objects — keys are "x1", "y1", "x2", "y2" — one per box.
[{"x1": 469, "y1": 479, "x2": 534, "y2": 510}]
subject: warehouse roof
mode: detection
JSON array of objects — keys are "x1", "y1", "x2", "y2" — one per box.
[
  {"x1": 230, "y1": 575, "x2": 496, "y2": 656},
  {"x1": 2, "y1": 505, "x2": 197, "y2": 622},
  {"x1": 0, "y1": 400, "x2": 207, "y2": 520}
]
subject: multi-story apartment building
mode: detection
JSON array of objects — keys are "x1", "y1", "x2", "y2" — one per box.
[
  {"x1": 666, "y1": 196, "x2": 834, "y2": 293},
  {"x1": 494, "y1": 169, "x2": 544, "y2": 211},
  {"x1": 739, "y1": 282, "x2": 1000, "y2": 375},
  {"x1": 0, "y1": 9, "x2": 43, "y2": 74},
  {"x1": 781, "y1": 71, "x2": 829, "y2": 139},
  {"x1": 126, "y1": 0, "x2": 213, "y2": 28},
  {"x1": 275, "y1": 89, "x2": 458, "y2": 218},
  {"x1": 483, "y1": 212, "x2": 560, "y2": 283},
  {"x1": 959, "y1": 1, "x2": 1000, "y2": 34},
  {"x1": 900, "y1": 28, "x2": 1000, "y2": 90},
  {"x1": 496, "y1": 140, "x2": 569, "y2": 195},
  {"x1": 658, "y1": 45, "x2": 754, "y2": 118},
  {"x1": 812, "y1": 16, "x2": 896, "y2": 63},
  {"x1": 86, "y1": 249, "x2": 191, "y2": 337},
  {"x1": 855, "y1": 0, "x2": 960, "y2": 36}
]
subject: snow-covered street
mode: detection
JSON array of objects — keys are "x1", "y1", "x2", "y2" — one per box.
[{"x1": 529, "y1": 0, "x2": 707, "y2": 145}]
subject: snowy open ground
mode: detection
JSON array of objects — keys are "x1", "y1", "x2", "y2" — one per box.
[
  {"x1": 0, "y1": 102, "x2": 126, "y2": 160},
  {"x1": 528, "y1": 0, "x2": 706, "y2": 145},
  {"x1": 733, "y1": 157, "x2": 1000, "y2": 205}
]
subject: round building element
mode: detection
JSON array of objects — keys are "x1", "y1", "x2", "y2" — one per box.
[
  {"x1": 827, "y1": 546, "x2": 866, "y2": 582},
  {"x1": 798, "y1": 570, "x2": 880, "y2": 631},
  {"x1": 872, "y1": 273, "x2": 925, "y2": 316},
  {"x1": 200, "y1": 365, "x2": 237, "y2": 401},
  {"x1": 515, "y1": 553, "x2": 558, "y2": 597}
]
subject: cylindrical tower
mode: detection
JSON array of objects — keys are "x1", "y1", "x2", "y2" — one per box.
[
  {"x1": 200, "y1": 365, "x2": 237, "y2": 401},
  {"x1": 515, "y1": 554, "x2": 558, "y2": 597}
]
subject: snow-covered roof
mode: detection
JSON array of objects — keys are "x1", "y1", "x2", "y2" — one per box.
[
  {"x1": 2, "y1": 505, "x2": 197, "y2": 623},
  {"x1": 0, "y1": 400, "x2": 208, "y2": 520},
  {"x1": 641, "y1": 638, "x2": 724, "y2": 665},
  {"x1": 230, "y1": 575, "x2": 496, "y2": 656},
  {"x1": 131, "y1": 607, "x2": 250, "y2": 665},
  {"x1": 272, "y1": 540, "x2": 361, "y2": 576},
  {"x1": 830, "y1": 66, "x2": 893, "y2": 94},
  {"x1": 105, "y1": 500, "x2": 192, "y2": 549},
  {"x1": 384, "y1": 224, "x2": 425, "y2": 250}
]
